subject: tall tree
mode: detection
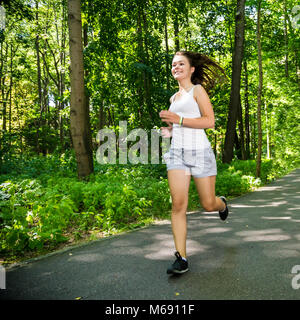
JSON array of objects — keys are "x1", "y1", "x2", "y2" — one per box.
[
  {"x1": 237, "y1": 95, "x2": 246, "y2": 159},
  {"x1": 173, "y1": 13, "x2": 180, "y2": 51},
  {"x1": 35, "y1": 0, "x2": 43, "y2": 114},
  {"x1": 223, "y1": 0, "x2": 246, "y2": 163},
  {"x1": 283, "y1": 0, "x2": 289, "y2": 78},
  {"x1": 243, "y1": 60, "x2": 250, "y2": 159},
  {"x1": 256, "y1": 0, "x2": 263, "y2": 178},
  {"x1": 286, "y1": 9, "x2": 299, "y2": 85},
  {"x1": 67, "y1": 0, "x2": 93, "y2": 178},
  {"x1": 59, "y1": 0, "x2": 67, "y2": 150},
  {"x1": 164, "y1": 0, "x2": 170, "y2": 92}
]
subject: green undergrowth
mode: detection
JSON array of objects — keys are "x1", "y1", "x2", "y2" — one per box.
[{"x1": 0, "y1": 152, "x2": 299, "y2": 265}]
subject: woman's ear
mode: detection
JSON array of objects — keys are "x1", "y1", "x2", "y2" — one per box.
[{"x1": 190, "y1": 66, "x2": 195, "y2": 74}]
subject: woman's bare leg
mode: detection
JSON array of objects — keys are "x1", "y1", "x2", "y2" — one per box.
[
  {"x1": 167, "y1": 169, "x2": 191, "y2": 258},
  {"x1": 193, "y1": 175, "x2": 226, "y2": 212}
]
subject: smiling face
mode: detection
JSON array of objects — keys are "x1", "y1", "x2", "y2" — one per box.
[{"x1": 171, "y1": 54, "x2": 195, "y2": 81}]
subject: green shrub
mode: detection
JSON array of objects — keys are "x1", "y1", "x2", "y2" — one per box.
[{"x1": 0, "y1": 152, "x2": 298, "y2": 260}]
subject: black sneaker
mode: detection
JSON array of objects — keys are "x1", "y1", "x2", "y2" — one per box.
[
  {"x1": 167, "y1": 251, "x2": 189, "y2": 275},
  {"x1": 219, "y1": 196, "x2": 229, "y2": 221}
]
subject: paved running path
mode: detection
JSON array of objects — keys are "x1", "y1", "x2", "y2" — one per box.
[{"x1": 1, "y1": 168, "x2": 300, "y2": 300}]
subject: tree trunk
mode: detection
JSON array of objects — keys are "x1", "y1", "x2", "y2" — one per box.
[
  {"x1": 8, "y1": 43, "x2": 13, "y2": 153},
  {"x1": 83, "y1": 19, "x2": 93, "y2": 154},
  {"x1": 136, "y1": 4, "x2": 145, "y2": 120},
  {"x1": 141, "y1": 5, "x2": 153, "y2": 120},
  {"x1": 60, "y1": 0, "x2": 67, "y2": 151},
  {"x1": 251, "y1": 112, "x2": 257, "y2": 159},
  {"x1": 286, "y1": 10, "x2": 300, "y2": 86},
  {"x1": 243, "y1": 60, "x2": 250, "y2": 159},
  {"x1": 256, "y1": 0, "x2": 263, "y2": 178},
  {"x1": 225, "y1": 0, "x2": 233, "y2": 54},
  {"x1": 35, "y1": 0, "x2": 43, "y2": 114},
  {"x1": 264, "y1": 101, "x2": 270, "y2": 159},
  {"x1": 67, "y1": 0, "x2": 93, "y2": 179},
  {"x1": 173, "y1": 13, "x2": 180, "y2": 51},
  {"x1": 283, "y1": 0, "x2": 289, "y2": 78},
  {"x1": 237, "y1": 94, "x2": 246, "y2": 159},
  {"x1": 214, "y1": 133, "x2": 217, "y2": 158},
  {"x1": 223, "y1": 0, "x2": 246, "y2": 163},
  {"x1": 1, "y1": 42, "x2": 8, "y2": 132},
  {"x1": 234, "y1": 129, "x2": 241, "y2": 159},
  {"x1": 98, "y1": 100, "x2": 105, "y2": 130},
  {"x1": 0, "y1": 42, "x2": 3, "y2": 162},
  {"x1": 184, "y1": 6, "x2": 191, "y2": 50},
  {"x1": 164, "y1": 0, "x2": 170, "y2": 92}
]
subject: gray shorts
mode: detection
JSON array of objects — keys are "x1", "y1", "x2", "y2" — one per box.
[{"x1": 163, "y1": 147, "x2": 217, "y2": 178}]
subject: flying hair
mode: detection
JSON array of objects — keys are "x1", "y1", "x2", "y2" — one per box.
[{"x1": 175, "y1": 51, "x2": 228, "y2": 93}]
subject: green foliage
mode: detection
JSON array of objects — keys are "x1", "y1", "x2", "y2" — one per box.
[
  {"x1": 0, "y1": 155, "x2": 167, "y2": 258},
  {"x1": 1, "y1": 152, "x2": 298, "y2": 261},
  {"x1": 1, "y1": 0, "x2": 299, "y2": 171}
]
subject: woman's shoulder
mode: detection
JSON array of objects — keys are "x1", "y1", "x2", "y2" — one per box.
[
  {"x1": 194, "y1": 83, "x2": 209, "y2": 95},
  {"x1": 193, "y1": 83, "x2": 202, "y2": 90},
  {"x1": 169, "y1": 92, "x2": 178, "y2": 104},
  {"x1": 193, "y1": 83, "x2": 210, "y2": 103},
  {"x1": 193, "y1": 83, "x2": 203, "y2": 96}
]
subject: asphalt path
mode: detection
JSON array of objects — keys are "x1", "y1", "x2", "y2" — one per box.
[{"x1": 1, "y1": 168, "x2": 300, "y2": 300}]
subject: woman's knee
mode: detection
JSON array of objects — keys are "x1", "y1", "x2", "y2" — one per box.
[
  {"x1": 201, "y1": 198, "x2": 216, "y2": 212},
  {"x1": 172, "y1": 199, "x2": 188, "y2": 214}
]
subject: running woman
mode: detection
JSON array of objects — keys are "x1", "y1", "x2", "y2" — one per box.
[{"x1": 159, "y1": 51, "x2": 229, "y2": 275}]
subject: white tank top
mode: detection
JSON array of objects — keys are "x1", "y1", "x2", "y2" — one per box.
[{"x1": 169, "y1": 84, "x2": 211, "y2": 150}]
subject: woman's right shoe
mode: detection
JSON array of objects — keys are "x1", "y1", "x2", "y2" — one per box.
[
  {"x1": 219, "y1": 196, "x2": 229, "y2": 221},
  {"x1": 167, "y1": 251, "x2": 189, "y2": 275}
]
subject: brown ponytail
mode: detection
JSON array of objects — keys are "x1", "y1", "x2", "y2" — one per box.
[{"x1": 175, "y1": 51, "x2": 227, "y2": 93}]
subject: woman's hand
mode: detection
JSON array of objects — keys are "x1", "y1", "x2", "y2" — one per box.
[
  {"x1": 160, "y1": 122, "x2": 173, "y2": 138},
  {"x1": 159, "y1": 110, "x2": 180, "y2": 124}
]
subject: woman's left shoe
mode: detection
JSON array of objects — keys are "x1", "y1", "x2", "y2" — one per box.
[
  {"x1": 219, "y1": 196, "x2": 229, "y2": 221},
  {"x1": 167, "y1": 251, "x2": 189, "y2": 275}
]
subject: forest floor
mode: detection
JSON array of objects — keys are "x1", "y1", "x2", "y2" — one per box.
[{"x1": 0, "y1": 168, "x2": 300, "y2": 300}]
